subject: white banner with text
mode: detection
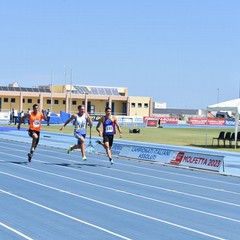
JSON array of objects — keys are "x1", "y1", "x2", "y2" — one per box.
[
  {"x1": 94, "y1": 142, "x2": 224, "y2": 172},
  {"x1": 169, "y1": 151, "x2": 224, "y2": 171}
]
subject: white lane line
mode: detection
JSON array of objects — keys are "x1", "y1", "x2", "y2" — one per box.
[
  {"x1": 35, "y1": 158, "x2": 240, "y2": 207},
  {"x1": 0, "y1": 182, "x2": 225, "y2": 240},
  {"x1": 1, "y1": 169, "x2": 240, "y2": 223},
  {"x1": 105, "y1": 167, "x2": 240, "y2": 195},
  {"x1": 0, "y1": 189, "x2": 132, "y2": 240},
  {"x1": 109, "y1": 161, "x2": 240, "y2": 186},
  {"x1": 2, "y1": 143, "x2": 239, "y2": 195},
  {"x1": 0, "y1": 151, "x2": 240, "y2": 207},
  {"x1": 29, "y1": 147, "x2": 240, "y2": 195},
  {"x1": 1, "y1": 140, "x2": 239, "y2": 187},
  {"x1": 0, "y1": 222, "x2": 33, "y2": 240}
]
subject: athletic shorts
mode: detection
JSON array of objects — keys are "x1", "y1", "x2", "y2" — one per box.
[
  {"x1": 103, "y1": 134, "x2": 114, "y2": 147},
  {"x1": 74, "y1": 131, "x2": 86, "y2": 145},
  {"x1": 28, "y1": 129, "x2": 40, "y2": 145}
]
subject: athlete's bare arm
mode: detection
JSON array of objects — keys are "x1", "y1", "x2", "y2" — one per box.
[{"x1": 60, "y1": 114, "x2": 76, "y2": 131}]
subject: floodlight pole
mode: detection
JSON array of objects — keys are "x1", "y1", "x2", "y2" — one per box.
[
  {"x1": 50, "y1": 71, "x2": 53, "y2": 112},
  {"x1": 239, "y1": 80, "x2": 240, "y2": 98},
  {"x1": 69, "y1": 69, "x2": 72, "y2": 114},
  {"x1": 64, "y1": 65, "x2": 67, "y2": 84}
]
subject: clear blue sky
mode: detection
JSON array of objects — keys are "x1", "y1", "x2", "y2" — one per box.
[{"x1": 1, "y1": 0, "x2": 240, "y2": 109}]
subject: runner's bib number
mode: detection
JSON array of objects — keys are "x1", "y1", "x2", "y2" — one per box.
[
  {"x1": 80, "y1": 123, "x2": 85, "y2": 129},
  {"x1": 33, "y1": 120, "x2": 40, "y2": 127},
  {"x1": 105, "y1": 126, "x2": 113, "y2": 133}
]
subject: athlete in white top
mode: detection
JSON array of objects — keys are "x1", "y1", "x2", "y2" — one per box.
[{"x1": 60, "y1": 105, "x2": 92, "y2": 160}]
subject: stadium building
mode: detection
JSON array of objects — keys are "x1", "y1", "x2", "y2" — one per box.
[{"x1": 0, "y1": 82, "x2": 153, "y2": 117}]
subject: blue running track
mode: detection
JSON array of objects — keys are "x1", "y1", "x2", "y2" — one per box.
[{"x1": 0, "y1": 128, "x2": 240, "y2": 240}]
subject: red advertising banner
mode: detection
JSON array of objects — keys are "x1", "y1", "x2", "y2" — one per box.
[
  {"x1": 189, "y1": 118, "x2": 225, "y2": 125},
  {"x1": 144, "y1": 116, "x2": 178, "y2": 124},
  {"x1": 146, "y1": 118, "x2": 158, "y2": 127}
]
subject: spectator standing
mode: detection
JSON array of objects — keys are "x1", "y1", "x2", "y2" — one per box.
[
  {"x1": 20, "y1": 111, "x2": 25, "y2": 124},
  {"x1": 9, "y1": 108, "x2": 14, "y2": 124},
  {"x1": 46, "y1": 108, "x2": 51, "y2": 126},
  {"x1": 13, "y1": 108, "x2": 18, "y2": 125},
  {"x1": 27, "y1": 108, "x2": 31, "y2": 124}
]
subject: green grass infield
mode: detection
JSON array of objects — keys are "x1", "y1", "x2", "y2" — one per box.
[{"x1": 38, "y1": 124, "x2": 240, "y2": 153}]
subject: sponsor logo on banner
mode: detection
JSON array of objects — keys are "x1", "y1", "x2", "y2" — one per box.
[
  {"x1": 170, "y1": 151, "x2": 185, "y2": 165},
  {"x1": 134, "y1": 117, "x2": 143, "y2": 123},
  {"x1": 115, "y1": 116, "x2": 144, "y2": 124},
  {"x1": 159, "y1": 117, "x2": 178, "y2": 124},
  {"x1": 207, "y1": 118, "x2": 225, "y2": 125},
  {"x1": 189, "y1": 118, "x2": 225, "y2": 125},
  {"x1": 90, "y1": 115, "x2": 103, "y2": 122},
  {"x1": 143, "y1": 116, "x2": 178, "y2": 124},
  {"x1": 225, "y1": 120, "x2": 235, "y2": 126}
]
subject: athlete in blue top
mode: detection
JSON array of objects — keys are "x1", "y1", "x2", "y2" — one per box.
[
  {"x1": 60, "y1": 105, "x2": 92, "y2": 160},
  {"x1": 96, "y1": 107, "x2": 122, "y2": 164}
]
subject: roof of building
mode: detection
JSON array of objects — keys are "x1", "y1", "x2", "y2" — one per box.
[
  {"x1": 72, "y1": 85, "x2": 121, "y2": 96},
  {"x1": 0, "y1": 86, "x2": 51, "y2": 93}
]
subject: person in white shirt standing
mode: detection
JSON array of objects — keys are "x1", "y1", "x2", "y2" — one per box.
[
  {"x1": 60, "y1": 105, "x2": 92, "y2": 161},
  {"x1": 13, "y1": 108, "x2": 18, "y2": 125},
  {"x1": 46, "y1": 108, "x2": 51, "y2": 126}
]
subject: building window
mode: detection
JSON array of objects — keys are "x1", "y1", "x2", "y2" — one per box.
[
  {"x1": 144, "y1": 103, "x2": 148, "y2": 108},
  {"x1": 63, "y1": 100, "x2": 66, "y2": 105},
  {"x1": 90, "y1": 105, "x2": 95, "y2": 114},
  {"x1": 22, "y1": 98, "x2": 25, "y2": 103},
  {"x1": 131, "y1": 103, "x2": 135, "y2": 108},
  {"x1": 138, "y1": 103, "x2": 142, "y2": 108},
  {"x1": 47, "y1": 99, "x2": 51, "y2": 104},
  {"x1": 27, "y1": 99, "x2": 32, "y2": 103},
  {"x1": 37, "y1": 99, "x2": 40, "y2": 104},
  {"x1": 72, "y1": 100, "x2": 77, "y2": 105},
  {"x1": 11, "y1": 98, "x2": 15, "y2": 103},
  {"x1": 4, "y1": 98, "x2": 8, "y2": 103},
  {"x1": 54, "y1": 100, "x2": 59, "y2": 104}
]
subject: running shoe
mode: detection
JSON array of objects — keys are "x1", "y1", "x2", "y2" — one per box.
[
  {"x1": 82, "y1": 156, "x2": 87, "y2": 161},
  {"x1": 109, "y1": 158, "x2": 114, "y2": 165},
  {"x1": 67, "y1": 146, "x2": 73, "y2": 154},
  {"x1": 95, "y1": 140, "x2": 102, "y2": 145},
  {"x1": 28, "y1": 153, "x2": 32, "y2": 162}
]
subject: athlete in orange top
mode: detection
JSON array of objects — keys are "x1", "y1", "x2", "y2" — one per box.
[{"x1": 18, "y1": 104, "x2": 47, "y2": 162}]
